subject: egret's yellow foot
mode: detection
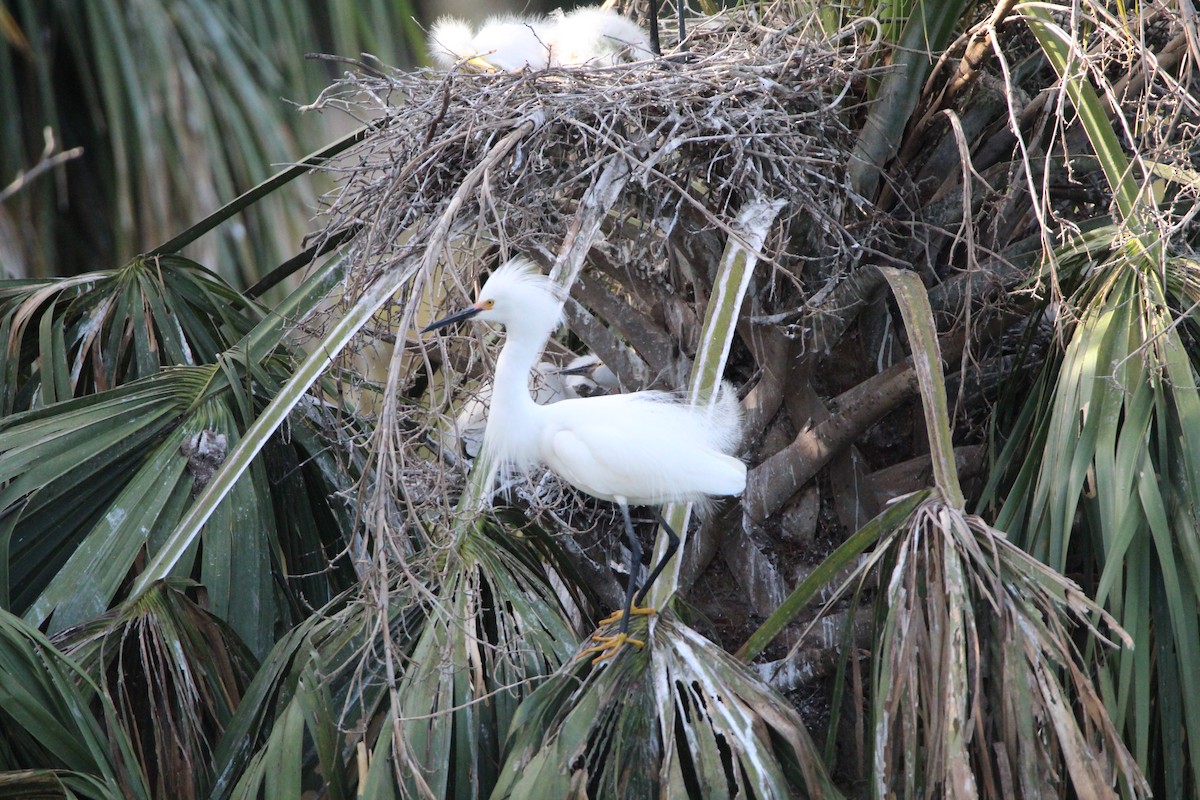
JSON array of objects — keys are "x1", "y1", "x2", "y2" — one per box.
[
  {"x1": 598, "y1": 605, "x2": 656, "y2": 627},
  {"x1": 577, "y1": 631, "x2": 645, "y2": 664}
]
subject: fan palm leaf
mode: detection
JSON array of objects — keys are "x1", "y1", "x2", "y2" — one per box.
[
  {"x1": 0, "y1": 254, "x2": 260, "y2": 412},
  {"x1": 52, "y1": 579, "x2": 257, "y2": 799},
  {"x1": 0, "y1": 254, "x2": 362, "y2": 656},
  {"x1": 0, "y1": 607, "x2": 151, "y2": 799},
  {"x1": 494, "y1": 609, "x2": 840, "y2": 799},
  {"x1": 740, "y1": 268, "x2": 1146, "y2": 795},
  {"x1": 983, "y1": 5, "x2": 1200, "y2": 792}
]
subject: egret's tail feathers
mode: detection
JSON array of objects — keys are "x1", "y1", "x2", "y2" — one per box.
[{"x1": 703, "y1": 381, "x2": 745, "y2": 455}]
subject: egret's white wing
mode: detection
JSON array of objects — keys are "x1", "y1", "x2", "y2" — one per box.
[{"x1": 540, "y1": 395, "x2": 745, "y2": 506}]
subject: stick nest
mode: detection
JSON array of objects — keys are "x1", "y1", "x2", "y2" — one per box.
[{"x1": 313, "y1": 5, "x2": 866, "y2": 293}]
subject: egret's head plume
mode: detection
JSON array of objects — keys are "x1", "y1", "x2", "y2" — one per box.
[{"x1": 474, "y1": 258, "x2": 565, "y2": 333}]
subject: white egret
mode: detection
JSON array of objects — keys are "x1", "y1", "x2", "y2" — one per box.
[
  {"x1": 446, "y1": 359, "x2": 588, "y2": 459},
  {"x1": 423, "y1": 259, "x2": 746, "y2": 660}
]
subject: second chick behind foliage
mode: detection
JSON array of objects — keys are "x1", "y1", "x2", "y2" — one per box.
[{"x1": 428, "y1": 5, "x2": 654, "y2": 73}]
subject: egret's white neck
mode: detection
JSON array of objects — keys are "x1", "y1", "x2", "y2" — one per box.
[
  {"x1": 485, "y1": 319, "x2": 555, "y2": 469},
  {"x1": 491, "y1": 322, "x2": 548, "y2": 412}
]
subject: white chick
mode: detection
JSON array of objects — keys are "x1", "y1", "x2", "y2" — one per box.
[
  {"x1": 473, "y1": 15, "x2": 553, "y2": 72},
  {"x1": 427, "y1": 14, "x2": 551, "y2": 73},
  {"x1": 427, "y1": 6, "x2": 651, "y2": 73},
  {"x1": 547, "y1": 6, "x2": 654, "y2": 67},
  {"x1": 427, "y1": 17, "x2": 477, "y2": 70},
  {"x1": 560, "y1": 353, "x2": 621, "y2": 397}
]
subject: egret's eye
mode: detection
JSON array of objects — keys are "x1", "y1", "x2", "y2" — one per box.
[{"x1": 482, "y1": 299, "x2": 496, "y2": 309}]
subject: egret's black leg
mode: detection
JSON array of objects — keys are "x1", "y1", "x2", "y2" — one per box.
[
  {"x1": 634, "y1": 508, "x2": 680, "y2": 606},
  {"x1": 618, "y1": 502, "x2": 641, "y2": 634},
  {"x1": 576, "y1": 502, "x2": 653, "y2": 662},
  {"x1": 648, "y1": 0, "x2": 661, "y2": 55}
]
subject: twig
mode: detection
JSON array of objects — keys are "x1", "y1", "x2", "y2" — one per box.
[{"x1": 0, "y1": 127, "x2": 83, "y2": 205}]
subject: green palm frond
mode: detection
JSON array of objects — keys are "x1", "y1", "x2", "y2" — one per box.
[
  {"x1": 211, "y1": 591, "x2": 391, "y2": 800},
  {"x1": 0, "y1": 256, "x2": 362, "y2": 656},
  {"x1": 215, "y1": 516, "x2": 582, "y2": 799},
  {"x1": 0, "y1": 255, "x2": 262, "y2": 412},
  {"x1": 982, "y1": 5, "x2": 1200, "y2": 793},
  {"x1": 495, "y1": 609, "x2": 840, "y2": 799},
  {"x1": 849, "y1": 0, "x2": 973, "y2": 199},
  {"x1": 389, "y1": 523, "x2": 583, "y2": 798},
  {"x1": 0, "y1": 0, "x2": 422, "y2": 282},
  {"x1": 0, "y1": 607, "x2": 151, "y2": 799},
  {"x1": 52, "y1": 579, "x2": 257, "y2": 799},
  {"x1": 995, "y1": 258, "x2": 1200, "y2": 792}
]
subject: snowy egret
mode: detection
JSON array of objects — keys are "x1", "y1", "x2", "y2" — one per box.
[
  {"x1": 427, "y1": 6, "x2": 651, "y2": 73},
  {"x1": 423, "y1": 259, "x2": 746, "y2": 660}
]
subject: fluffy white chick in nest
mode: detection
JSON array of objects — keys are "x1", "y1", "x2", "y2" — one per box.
[
  {"x1": 428, "y1": 6, "x2": 651, "y2": 73},
  {"x1": 546, "y1": 7, "x2": 654, "y2": 67},
  {"x1": 428, "y1": 15, "x2": 551, "y2": 72}
]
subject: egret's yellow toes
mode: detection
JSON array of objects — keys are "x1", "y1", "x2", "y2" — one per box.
[
  {"x1": 577, "y1": 632, "x2": 645, "y2": 664},
  {"x1": 597, "y1": 604, "x2": 656, "y2": 627}
]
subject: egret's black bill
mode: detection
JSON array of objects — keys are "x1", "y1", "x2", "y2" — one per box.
[{"x1": 422, "y1": 305, "x2": 480, "y2": 333}]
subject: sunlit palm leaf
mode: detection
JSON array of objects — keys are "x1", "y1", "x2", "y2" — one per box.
[
  {"x1": 495, "y1": 609, "x2": 840, "y2": 799},
  {"x1": 212, "y1": 511, "x2": 580, "y2": 799},
  {"x1": 211, "y1": 592, "x2": 390, "y2": 800},
  {"x1": 390, "y1": 521, "x2": 582, "y2": 799}
]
